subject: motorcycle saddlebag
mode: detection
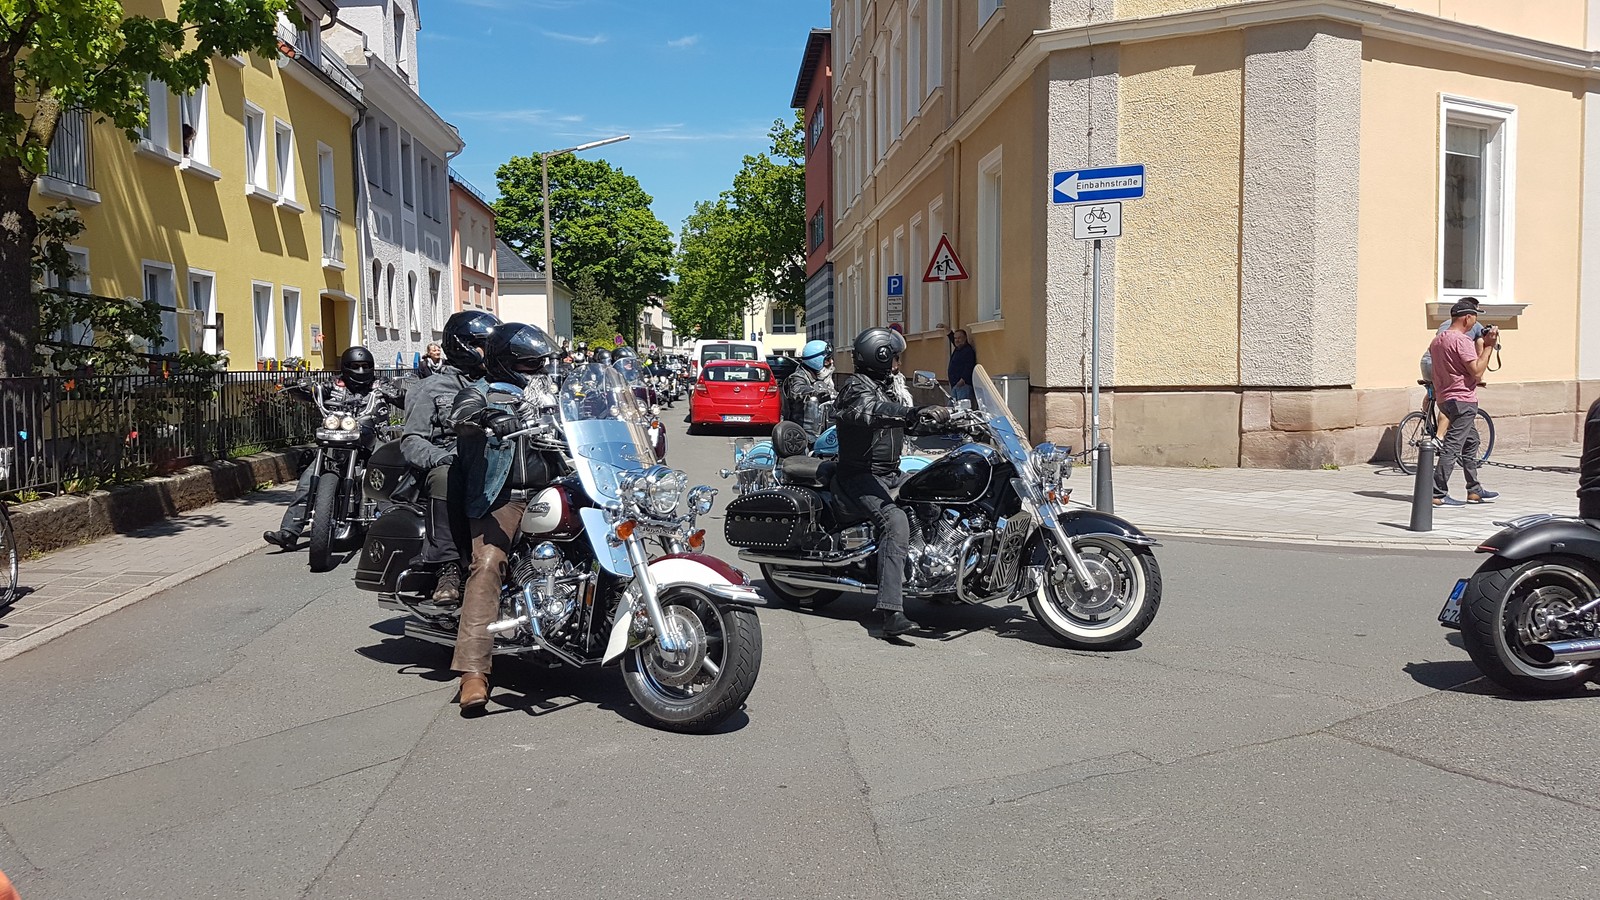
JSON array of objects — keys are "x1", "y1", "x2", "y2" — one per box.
[
  {"x1": 724, "y1": 486, "x2": 824, "y2": 551},
  {"x1": 354, "y1": 505, "x2": 425, "y2": 593}
]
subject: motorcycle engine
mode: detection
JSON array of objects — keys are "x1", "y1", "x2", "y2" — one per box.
[
  {"x1": 909, "y1": 508, "x2": 985, "y2": 586},
  {"x1": 506, "y1": 546, "x2": 587, "y2": 640}
]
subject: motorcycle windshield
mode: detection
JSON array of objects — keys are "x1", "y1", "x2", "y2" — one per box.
[
  {"x1": 971, "y1": 365, "x2": 1032, "y2": 471},
  {"x1": 558, "y1": 363, "x2": 658, "y2": 509}
]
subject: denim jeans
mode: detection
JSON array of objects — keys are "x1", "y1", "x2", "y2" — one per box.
[{"x1": 1434, "y1": 399, "x2": 1483, "y2": 498}]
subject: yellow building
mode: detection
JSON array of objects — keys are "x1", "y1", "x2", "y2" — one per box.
[
  {"x1": 34, "y1": 0, "x2": 363, "y2": 371},
  {"x1": 830, "y1": 0, "x2": 1600, "y2": 466}
]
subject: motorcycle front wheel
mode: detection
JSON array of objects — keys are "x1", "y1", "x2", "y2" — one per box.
[
  {"x1": 1029, "y1": 535, "x2": 1161, "y2": 649},
  {"x1": 622, "y1": 586, "x2": 763, "y2": 733},
  {"x1": 308, "y1": 475, "x2": 339, "y2": 573},
  {"x1": 1459, "y1": 556, "x2": 1596, "y2": 696}
]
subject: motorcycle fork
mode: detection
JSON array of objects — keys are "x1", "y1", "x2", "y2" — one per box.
[
  {"x1": 621, "y1": 535, "x2": 689, "y2": 652},
  {"x1": 1044, "y1": 518, "x2": 1102, "y2": 591},
  {"x1": 340, "y1": 449, "x2": 359, "y2": 517}
]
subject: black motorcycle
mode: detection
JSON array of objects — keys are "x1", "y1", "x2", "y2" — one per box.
[
  {"x1": 724, "y1": 366, "x2": 1163, "y2": 649},
  {"x1": 354, "y1": 364, "x2": 763, "y2": 732},
  {"x1": 290, "y1": 383, "x2": 390, "y2": 573},
  {"x1": 1440, "y1": 513, "x2": 1600, "y2": 695}
]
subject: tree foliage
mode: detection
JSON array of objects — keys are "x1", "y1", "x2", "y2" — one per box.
[
  {"x1": 668, "y1": 113, "x2": 806, "y2": 341},
  {"x1": 493, "y1": 153, "x2": 673, "y2": 343},
  {"x1": 569, "y1": 272, "x2": 617, "y2": 350},
  {"x1": 0, "y1": 0, "x2": 292, "y2": 376}
]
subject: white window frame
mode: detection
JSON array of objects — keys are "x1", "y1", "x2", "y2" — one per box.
[
  {"x1": 979, "y1": 0, "x2": 1004, "y2": 29},
  {"x1": 927, "y1": 197, "x2": 946, "y2": 329},
  {"x1": 408, "y1": 271, "x2": 419, "y2": 331},
  {"x1": 977, "y1": 147, "x2": 1004, "y2": 322},
  {"x1": 46, "y1": 245, "x2": 92, "y2": 346},
  {"x1": 244, "y1": 103, "x2": 272, "y2": 199},
  {"x1": 252, "y1": 282, "x2": 276, "y2": 360},
  {"x1": 140, "y1": 78, "x2": 169, "y2": 150},
  {"x1": 907, "y1": 1, "x2": 924, "y2": 115},
  {"x1": 188, "y1": 269, "x2": 217, "y2": 354},
  {"x1": 926, "y1": 0, "x2": 943, "y2": 94},
  {"x1": 889, "y1": 24, "x2": 904, "y2": 139},
  {"x1": 908, "y1": 213, "x2": 926, "y2": 333},
  {"x1": 178, "y1": 85, "x2": 209, "y2": 165},
  {"x1": 369, "y1": 260, "x2": 383, "y2": 326},
  {"x1": 274, "y1": 119, "x2": 298, "y2": 207},
  {"x1": 771, "y1": 306, "x2": 799, "y2": 334},
  {"x1": 400, "y1": 134, "x2": 415, "y2": 209},
  {"x1": 281, "y1": 287, "x2": 303, "y2": 357},
  {"x1": 1438, "y1": 94, "x2": 1517, "y2": 305},
  {"x1": 892, "y1": 225, "x2": 907, "y2": 328},
  {"x1": 143, "y1": 260, "x2": 179, "y2": 354},
  {"x1": 875, "y1": 56, "x2": 889, "y2": 160}
]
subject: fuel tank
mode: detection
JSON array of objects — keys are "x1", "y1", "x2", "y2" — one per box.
[{"x1": 898, "y1": 444, "x2": 997, "y2": 505}]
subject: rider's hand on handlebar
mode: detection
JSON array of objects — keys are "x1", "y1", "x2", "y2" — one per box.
[
  {"x1": 916, "y1": 405, "x2": 954, "y2": 428},
  {"x1": 485, "y1": 411, "x2": 521, "y2": 438}
]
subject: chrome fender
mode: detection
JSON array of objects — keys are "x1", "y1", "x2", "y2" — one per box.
[{"x1": 602, "y1": 553, "x2": 760, "y2": 664}]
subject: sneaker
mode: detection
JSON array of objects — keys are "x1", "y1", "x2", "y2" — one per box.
[
  {"x1": 1433, "y1": 496, "x2": 1466, "y2": 508},
  {"x1": 433, "y1": 563, "x2": 462, "y2": 604},
  {"x1": 1469, "y1": 489, "x2": 1500, "y2": 503}
]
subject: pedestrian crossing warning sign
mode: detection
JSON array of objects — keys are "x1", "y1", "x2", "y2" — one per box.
[{"x1": 923, "y1": 234, "x2": 969, "y2": 283}]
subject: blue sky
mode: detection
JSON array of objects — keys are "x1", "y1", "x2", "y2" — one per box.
[{"x1": 420, "y1": 0, "x2": 830, "y2": 242}]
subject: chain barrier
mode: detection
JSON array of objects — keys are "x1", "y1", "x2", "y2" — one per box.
[{"x1": 1479, "y1": 458, "x2": 1579, "y2": 475}]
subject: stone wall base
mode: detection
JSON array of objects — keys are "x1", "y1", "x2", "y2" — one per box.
[
  {"x1": 1031, "y1": 381, "x2": 1591, "y2": 469},
  {"x1": 10, "y1": 448, "x2": 307, "y2": 556}
]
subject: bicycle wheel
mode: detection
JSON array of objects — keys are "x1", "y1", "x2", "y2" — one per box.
[
  {"x1": 0, "y1": 507, "x2": 18, "y2": 610},
  {"x1": 1475, "y1": 411, "x2": 1496, "y2": 465},
  {"x1": 1395, "y1": 411, "x2": 1427, "y2": 475}
]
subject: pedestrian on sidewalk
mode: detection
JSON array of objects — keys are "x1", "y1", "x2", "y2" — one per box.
[
  {"x1": 1427, "y1": 298, "x2": 1500, "y2": 508},
  {"x1": 416, "y1": 342, "x2": 444, "y2": 378},
  {"x1": 940, "y1": 324, "x2": 977, "y2": 405}
]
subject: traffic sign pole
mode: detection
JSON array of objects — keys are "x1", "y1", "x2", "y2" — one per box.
[{"x1": 1091, "y1": 238, "x2": 1106, "y2": 511}]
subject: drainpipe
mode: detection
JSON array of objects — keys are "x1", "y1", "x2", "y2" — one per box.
[{"x1": 351, "y1": 107, "x2": 368, "y2": 354}]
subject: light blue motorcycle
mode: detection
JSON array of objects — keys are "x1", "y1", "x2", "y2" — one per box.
[{"x1": 721, "y1": 421, "x2": 934, "y2": 496}]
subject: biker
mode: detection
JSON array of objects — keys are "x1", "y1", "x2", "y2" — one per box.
[
  {"x1": 402, "y1": 309, "x2": 500, "y2": 604},
  {"x1": 782, "y1": 339, "x2": 836, "y2": 441},
  {"x1": 447, "y1": 322, "x2": 560, "y2": 710},
  {"x1": 264, "y1": 346, "x2": 384, "y2": 549},
  {"x1": 833, "y1": 327, "x2": 954, "y2": 639}
]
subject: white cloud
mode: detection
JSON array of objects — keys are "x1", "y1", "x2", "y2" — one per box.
[
  {"x1": 667, "y1": 35, "x2": 699, "y2": 49},
  {"x1": 540, "y1": 29, "x2": 607, "y2": 45}
]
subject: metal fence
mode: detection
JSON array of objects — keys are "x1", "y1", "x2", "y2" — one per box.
[{"x1": 0, "y1": 368, "x2": 412, "y2": 498}]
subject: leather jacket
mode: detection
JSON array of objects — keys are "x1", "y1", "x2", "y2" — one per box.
[
  {"x1": 835, "y1": 372, "x2": 917, "y2": 478},
  {"x1": 782, "y1": 368, "x2": 834, "y2": 438},
  {"x1": 400, "y1": 364, "x2": 473, "y2": 471}
]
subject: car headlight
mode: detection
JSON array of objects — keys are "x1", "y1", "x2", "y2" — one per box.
[
  {"x1": 340, "y1": 415, "x2": 357, "y2": 431},
  {"x1": 323, "y1": 414, "x2": 341, "y2": 429},
  {"x1": 639, "y1": 465, "x2": 688, "y2": 517},
  {"x1": 687, "y1": 485, "x2": 717, "y2": 516}
]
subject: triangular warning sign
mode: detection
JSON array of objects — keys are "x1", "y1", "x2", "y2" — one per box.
[{"x1": 922, "y1": 234, "x2": 969, "y2": 283}]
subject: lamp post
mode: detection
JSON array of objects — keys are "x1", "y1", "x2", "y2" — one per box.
[{"x1": 540, "y1": 134, "x2": 630, "y2": 338}]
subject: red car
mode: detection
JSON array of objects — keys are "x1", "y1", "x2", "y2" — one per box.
[{"x1": 690, "y1": 360, "x2": 781, "y2": 432}]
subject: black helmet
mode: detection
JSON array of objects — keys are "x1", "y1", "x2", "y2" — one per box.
[
  {"x1": 339, "y1": 345, "x2": 376, "y2": 393},
  {"x1": 613, "y1": 347, "x2": 637, "y2": 361},
  {"x1": 592, "y1": 349, "x2": 613, "y2": 366},
  {"x1": 485, "y1": 322, "x2": 555, "y2": 389},
  {"x1": 851, "y1": 327, "x2": 906, "y2": 378},
  {"x1": 443, "y1": 310, "x2": 500, "y2": 373}
]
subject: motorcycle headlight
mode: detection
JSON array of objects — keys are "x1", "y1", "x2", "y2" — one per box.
[
  {"x1": 687, "y1": 485, "x2": 717, "y2": 516},
  {"x1": 1030, "y1": 442, "x2": 1068, "y2": 484},
  {"x1": 640, "y1": 465, "x2": 688, "y2": 518},
  {"x1": 323, "y1": 414, "x2": 341, "y2": 429},
  {"x1": 340, "y1": 415, "x2": 357, "y2": 431}
]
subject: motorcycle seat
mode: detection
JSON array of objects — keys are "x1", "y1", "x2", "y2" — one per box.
[{"x1": 779, "y1": 456, "x2": 834, "y2": 488}]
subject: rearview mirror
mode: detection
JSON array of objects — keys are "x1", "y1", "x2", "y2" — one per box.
[{"x1": 913, "y1": 370, "x2": 938, "y2": 389}]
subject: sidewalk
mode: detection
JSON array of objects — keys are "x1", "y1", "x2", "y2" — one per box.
[
  {"x1": 1104, "y1": 445, "x2": 1583, "y2": 551},
  {"x1": 0, "y1": 485, "x2": 294, "y2": 661}
]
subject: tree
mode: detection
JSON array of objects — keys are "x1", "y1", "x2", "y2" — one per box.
[
  {"x1": 569, "y1": 272, "x2": 617, "y2": 350},
  {"x1": 667, "y1": 113, "x2": 807, "y2": 339},
  {"x1": 0, "y1": 0, "x2": 292, "y2": 377},
  {"x1": 493, "y1": 153, "x2": 674, "y2": 344}
]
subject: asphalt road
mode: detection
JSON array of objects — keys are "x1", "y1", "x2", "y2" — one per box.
[{"x1": 1, "y1": 412, "x2": 1597, "y2": 899}]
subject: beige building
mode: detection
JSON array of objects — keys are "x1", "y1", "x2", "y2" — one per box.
[{"x1": 829, "y1": 0, "x2": 1600, "y2": 467}]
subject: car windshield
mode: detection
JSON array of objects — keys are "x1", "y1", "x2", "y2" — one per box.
[
  {"x1": 703, "y1": 343, "x2": 759, "y2": 362},
  {"x1": 703, "y1": 364, "x2": 770, "y2": 383}
]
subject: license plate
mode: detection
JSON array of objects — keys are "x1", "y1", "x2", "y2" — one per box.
[
  {"x1": 723, "y1": 415, "x2": 752, "y2": 423},
  {"x1": 1438, "y1": 578, "x2": 1468, "y2": 629}
]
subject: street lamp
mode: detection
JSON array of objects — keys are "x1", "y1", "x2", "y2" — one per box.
[{"x1": 541, "y1": 134, "x2": 630, "y2": 338}]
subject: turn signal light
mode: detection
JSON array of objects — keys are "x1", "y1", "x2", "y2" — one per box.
[
  {"x1": 688, "y1": 529, "x2": 706, "y2": 551},
  {"x1": 614, "y1": 520, "x2": 637, "y2": 541}
]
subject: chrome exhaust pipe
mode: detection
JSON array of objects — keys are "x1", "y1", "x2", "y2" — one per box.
[
  {"x1": 1525, "y1": 637, "x2": 1600, "y2": 665},
  {"x1": 738, "y1": 545, "x2": 876, "y2": 568},
  {"x1": 765, "y1": 570, "x2": 876, "y2": 595}
]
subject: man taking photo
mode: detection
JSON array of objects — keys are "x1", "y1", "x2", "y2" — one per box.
[{"x1": 1427, "y1": 298, "x2": 1501, "y2": 508}]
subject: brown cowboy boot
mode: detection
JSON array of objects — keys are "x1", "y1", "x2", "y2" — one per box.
[{"x1": 458, "y1": 673, "x2": 489, "y2": 710}]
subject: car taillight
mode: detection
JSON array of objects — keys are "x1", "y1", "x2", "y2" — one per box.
[
  {"x1": 695, "y1": 383, "x2": 709, "y2": 394},
  {"x1": 763, "y1": 383, "x2": 779, "y2": 394}
]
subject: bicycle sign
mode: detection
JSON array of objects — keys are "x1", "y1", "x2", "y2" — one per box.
[{"x1": 1072, "y1": 202, "x2": 1122, "y2": 240}]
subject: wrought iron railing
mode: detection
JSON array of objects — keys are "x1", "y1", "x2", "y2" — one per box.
[
  {"x1": 0, "y1": 368, "x2": 412, "y2": 499},
  {"x1": 276, "y1": 19, "x2": 362, "y2": 103},
  {"x1": 46, "y1": 109, "x2": 91, "y2": 188}
]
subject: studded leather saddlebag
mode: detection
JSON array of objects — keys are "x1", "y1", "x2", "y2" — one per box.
[{"x1": 723, "y1": 486, "x2": 825, "y2": 551}]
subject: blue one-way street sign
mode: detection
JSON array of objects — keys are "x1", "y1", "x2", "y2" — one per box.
[{"x1": 1051, "y1": 164, "x2": 1145, "y2": 204}]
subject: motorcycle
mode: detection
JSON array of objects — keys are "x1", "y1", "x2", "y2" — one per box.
[
  {"x1": 720, "y1": 395, "x2": 934, "y2": 497},
  {"x1": 723, "y1": 365, "x2": 1163, "y2": 649},
  {"x1": 616, "y1": 359, "x2": 668, "y2": 463},
  {"x1": 1438, "y1": 513, "x2": 1600, "y2": 695},
  {"x1": 288, "y1": 382, "x2": 390, "y2": 573},
  {"x1": 354, "y1": 363, "x2": 764, "y2": 732}
]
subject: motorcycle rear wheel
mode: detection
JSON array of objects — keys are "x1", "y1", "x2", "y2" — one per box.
[
  {"x1": 622, "y1": 586, "x2": 763, "y2": 733},
  {"x1": 308, "y1": 476, "x2": 339, "y2": 573},
  {"x1": 1459, "y1": 556, "x2": 1595, "y2": 696},
  {"x1": 1029, "y1": 536, "x2": 1161, "y2": 649},
  {"x1": 759, "y1": 564, "x2": 842, "y2": 608}
]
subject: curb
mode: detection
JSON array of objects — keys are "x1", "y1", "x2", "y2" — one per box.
[
  {"x1": 1144, "y1": 526, "x2": 1484, "y2": 552},
  {"x1": 0, "y1": 530, "x2": 272, "y2": 664}
]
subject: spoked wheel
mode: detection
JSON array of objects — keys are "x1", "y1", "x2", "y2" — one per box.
[
  {"x1": 0, "y1": 508, "x2": 18, "y2": 611},
  {"x1": 308, "y1": 476, "x2": 339, "y2": 573},
  {"x1": 1394, "y1": 411, "x2": 1428, "y2": 475},
  {"x1": 1460, "y1": 557, "x2": 1596, "y2": 696},
  {"x1": 759, "y1": 563, "x2": 842, "y2": 608},
  {"x1": 1474, "y1": 411, "x2": 1496, "y2": 465},
  {"x1": 622, "y1": 586, "x2": 763, "y2": 733},
  {"x1": 1029, "y1": 536, "x2": 1162, "y2": 649}
]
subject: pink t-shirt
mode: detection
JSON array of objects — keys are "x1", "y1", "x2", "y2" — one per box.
[{"x1": 1429, "y1": 329, "x2": 1480, "y2": 403}]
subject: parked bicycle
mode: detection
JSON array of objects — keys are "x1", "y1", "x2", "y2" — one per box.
[
  {"x1": 0, "y1": 448, "x2": 19, "y2": 611},
  {"x1": 1393, "y1": 379, "x2": 1495, "y2": 475}
]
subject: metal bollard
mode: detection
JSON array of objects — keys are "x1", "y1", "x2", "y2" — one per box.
[
  {"x1": 1094, "y1": 441, "x2": 1115, "y2": 514},
  {"x1": 1408, "y1": 440, "x2": 1435, "y2": 532}
]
